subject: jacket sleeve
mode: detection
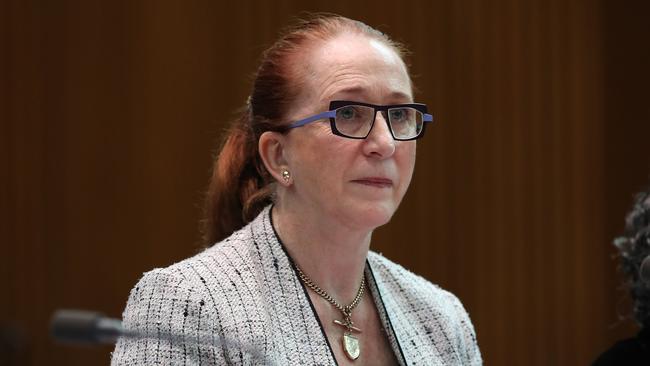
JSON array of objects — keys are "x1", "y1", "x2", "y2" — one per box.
[{"x1": 110, "y1": 268, "x2": 226, "y2": 365}]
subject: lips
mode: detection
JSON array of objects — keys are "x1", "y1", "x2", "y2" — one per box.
[{"x1": 351, "y1": 177, "x2": 394, "y2": 188}]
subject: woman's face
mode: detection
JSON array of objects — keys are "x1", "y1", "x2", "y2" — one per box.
[{"x1": 282, "y1": 33, "x2": 417, "y2": 232}]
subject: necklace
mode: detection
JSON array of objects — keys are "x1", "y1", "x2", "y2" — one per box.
[{"x1": 295, "y1": 265, "x2": 365, "y2": 361}]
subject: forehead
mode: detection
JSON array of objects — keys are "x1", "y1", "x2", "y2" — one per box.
[{"x1": 300, "y1": 34, "x2": 412, "y2": 105}]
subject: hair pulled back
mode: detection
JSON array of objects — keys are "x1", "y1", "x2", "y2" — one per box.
[
  {"x1": 202, "y1": 14, "x2": 409, "y2": 244},
  {"x1": 614, "y1": 185, "x2": 650, "y2": 327}
]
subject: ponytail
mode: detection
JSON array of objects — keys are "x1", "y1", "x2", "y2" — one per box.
[{"x1": 202, "y1": 109, "x2": 273, "y2": 244}]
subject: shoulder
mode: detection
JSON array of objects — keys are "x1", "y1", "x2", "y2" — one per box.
[
  {"x1": 134, "y1": 219, "x2": 265, "y2": 306},
  {"x1": 593, "y1": 334, "x2": 650, "y2": 366},
  {"x1": 117, "y1": 229, "x2": 256, "y2": 328},
  {"x1": 367, "y1": 251, "x2": 482, "y2": 365},
  {"x1": 120, "y1": 204, "x2": 278, "y2": 323},
  {"x1": 112, "y1": 217, "x2": 270, "y2": 364},
  {"x1": 367, "y1": 251, "x2": 462, "y2": 310}
]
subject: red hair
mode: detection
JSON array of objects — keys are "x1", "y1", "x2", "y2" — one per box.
[{"x1": 202, "y1": 14, "x2": 410, "y2": 244}]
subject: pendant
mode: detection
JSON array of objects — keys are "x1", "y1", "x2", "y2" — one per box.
[
  {"x1": 334, "y1": 317, "x2": 362, "y2": 360},
  {"x1": 342, "y1": 332, "x2": 360, "y2": 360}
]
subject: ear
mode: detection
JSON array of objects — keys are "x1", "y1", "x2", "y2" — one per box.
[{"x1": 259, "y1": 131, "x2": 291, "y2": 186}]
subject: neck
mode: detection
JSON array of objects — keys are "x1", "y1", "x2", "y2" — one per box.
[{"x1": 272, "y1": 203, "x2": 371, "y2": 303}]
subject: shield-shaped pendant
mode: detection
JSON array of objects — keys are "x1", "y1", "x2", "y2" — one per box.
[{"x1": 342, "y1": 332, "x2": 360, "y2": 360}]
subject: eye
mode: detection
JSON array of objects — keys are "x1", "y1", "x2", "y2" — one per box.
[
  {"x1": 389, "y1": 108, "x2": 408, "y2": 122},
  {"x1": 338, "y1": 106, "x2": 357, "y2": 120}
]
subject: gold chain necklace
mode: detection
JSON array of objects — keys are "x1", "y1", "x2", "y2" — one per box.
[{"x1": 295, "y1": 265, "x2": 365, "y2": 361}]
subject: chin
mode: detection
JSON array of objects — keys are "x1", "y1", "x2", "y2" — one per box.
[{"x1": 343, "y1": 201, "x2": 397, "y2": 231}]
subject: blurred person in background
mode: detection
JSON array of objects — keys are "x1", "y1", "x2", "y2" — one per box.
[{"x1": 594, "y1": 184, "x2": 650, "y2": 365}]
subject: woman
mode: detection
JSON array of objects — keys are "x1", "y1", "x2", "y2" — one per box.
[{"x1": 112, "y1": 14, "x2": 481, "y2": 365}]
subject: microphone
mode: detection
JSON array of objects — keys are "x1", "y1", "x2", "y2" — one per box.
[
  {"x1": 51, "y1": 309, "x2": 124, "y2": 344},
  {"x1": 50, "y1": 309, "x2": 275, "y2": 364}
]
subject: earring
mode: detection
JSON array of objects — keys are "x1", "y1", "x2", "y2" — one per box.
[{"x1": 281, "y1": 169, "x2": 291, "y2": 184}]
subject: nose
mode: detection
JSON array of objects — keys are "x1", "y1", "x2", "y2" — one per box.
[{"x1": 362, "y1": 112, "x2": 395, "y2": 159}]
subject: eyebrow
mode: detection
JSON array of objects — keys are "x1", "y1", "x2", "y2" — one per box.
[{"x1": 329, "y1": 86, "x2": 413, "y2": 102}]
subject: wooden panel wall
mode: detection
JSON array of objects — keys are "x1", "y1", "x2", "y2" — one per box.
[{"x1": 3, "y1": 0, "x2": 650, "y2": 365}]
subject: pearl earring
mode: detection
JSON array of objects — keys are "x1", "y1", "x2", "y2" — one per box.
[{"x1": 281, "y1": 169, "x2": 291, "y2": 184}]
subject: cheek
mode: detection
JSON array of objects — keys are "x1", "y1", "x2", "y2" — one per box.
[
  {"x1": 397, "y1": 142, "x2": 417, "y2": 187},
  {"x1": 291, "y1": 128, "x2": 349, "y2": 185},
  {"x1": 315, "y1": 137, "x2": 352, "y2": 178}
]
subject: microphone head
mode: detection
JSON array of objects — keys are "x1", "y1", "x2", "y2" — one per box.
[
  {"x1": 50, "y1": 309, "x2": 108, "y2": 344},
  {"x1": 640, "y1": 256, "x2": 650, "y2": 284}
]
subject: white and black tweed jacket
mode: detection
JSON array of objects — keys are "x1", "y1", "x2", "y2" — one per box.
[{"x1": 111, "y1": 206, "x2": 482, "y2": 365}]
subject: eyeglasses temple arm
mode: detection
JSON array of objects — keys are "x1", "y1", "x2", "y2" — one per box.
[
  {"x1": 288, "y1": 111, "x2": 337, "y2": 128},
  {"x1": 423, "y1": 113, "x2": 433, "y2": 123}
]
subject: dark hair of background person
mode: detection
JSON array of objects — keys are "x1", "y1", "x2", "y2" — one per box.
[
  {"x1": 201, "y1": 13, "x2": 412, "y2": 245},
  {"x1": 614, "y1": 186, "x2": 650, "y2": 327}
]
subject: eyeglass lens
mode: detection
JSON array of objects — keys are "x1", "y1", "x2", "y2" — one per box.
[{"x1": 334, "y1": 105, "x2": 423, "y2": 139}]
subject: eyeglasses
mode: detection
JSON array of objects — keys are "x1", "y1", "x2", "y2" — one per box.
[{"x1": 287, "y1": 100, "x2": 434, "y2": 141}]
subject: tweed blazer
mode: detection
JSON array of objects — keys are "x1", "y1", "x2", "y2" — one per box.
[{"x1": 111, "y1": 206, "x2": 481, "y2": 365}]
